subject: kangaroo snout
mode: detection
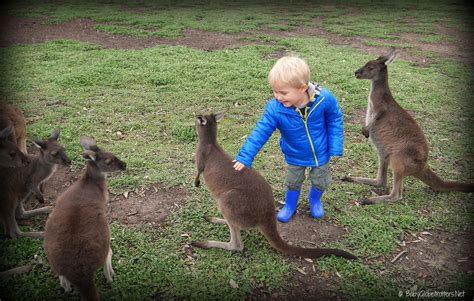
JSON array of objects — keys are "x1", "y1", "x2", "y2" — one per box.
[
  {"x1": 62, "y1": 155, "x2": 72, "y2": 166},
  {"x1": 355, "y1": 69, "x2": 362, "y2": 79},
  {"x1": 118, "y1": 160, "x2": 127, "y2": 171}
]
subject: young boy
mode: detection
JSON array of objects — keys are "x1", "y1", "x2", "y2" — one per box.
[{"x1": 233, "y1": 55, "x2": 344, "y2": 223}]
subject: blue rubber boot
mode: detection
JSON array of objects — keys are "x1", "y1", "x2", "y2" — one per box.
[
  {"x1": 277, "y1": 189, "x2": 301, "y2": 223},
  {"x1": 309, "y1": 186, "x2": 325, "y2": 219}
]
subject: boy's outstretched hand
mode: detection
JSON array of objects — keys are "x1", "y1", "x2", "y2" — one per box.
[{"x1": 232, "y1": 160, "x2": 245, "y2": 171}]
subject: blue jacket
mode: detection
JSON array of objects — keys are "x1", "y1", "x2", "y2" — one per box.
[{"x1": 235, "y1": 87, "x2": 344, "y2": 168}]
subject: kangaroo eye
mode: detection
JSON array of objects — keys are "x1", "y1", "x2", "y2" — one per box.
[
  {"x1": 368, "y1": 66, "x2": 374, "y2": 71},
  {"x1": 10, "y1": 151, "x2": 16, "y2": 157}
]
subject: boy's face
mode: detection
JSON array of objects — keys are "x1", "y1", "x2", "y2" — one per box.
[{"x1": 271, "y1": 82, "x2": 309, "y2": 108}]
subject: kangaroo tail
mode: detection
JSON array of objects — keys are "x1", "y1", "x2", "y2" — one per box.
[
  {"x1": 258, "y1": 222, "x2": 357, "y2": 260},
  {"x1": 415, "y1": 165, "x2": 474, "y2": 193},
  {"x1": 75, "y1": 275, "x2": 99, "y2": 301}
]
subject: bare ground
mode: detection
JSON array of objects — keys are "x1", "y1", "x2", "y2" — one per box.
[
  {"x1": 1, "y1": 15, "x2": 473, "y2": 65},
  {"x1": 4, "y1": 11, "x2": 473, "y2": 300}
]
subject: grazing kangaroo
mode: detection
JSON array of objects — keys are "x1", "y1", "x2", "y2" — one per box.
[
  {"x1": 0, "y1": 101, "x2": 28, "y2": 154},
  {"x1": 0, "y1": 128, "x2": 70, "y2": 239},
  {"x1": 343, "y1": 49, "x2": 474, "y2": 204},
  {"x1": 193, "y1": 112, "x2": 356, "y2": 260},
  {"x1": 0, "y1": 126, "x2": 29, "y2": 168},
  {"x1": 44, "y1": 136, "x2": 126, "y2": 301}
]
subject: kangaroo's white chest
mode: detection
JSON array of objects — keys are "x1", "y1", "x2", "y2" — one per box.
[{"x1": 365, "y1": 95, "x2": 375, "y2": 127}]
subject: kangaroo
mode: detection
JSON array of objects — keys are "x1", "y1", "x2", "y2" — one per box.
[
  {"x1": 0, "y1": 126, "x2": 29, "y2": 168},
  {"x1": 15, "y1": 128, "x2": 71, "y2": 219},
  {"x1": 44, "y1": 136, "x2": 126, "y2": 301},
  {"x1": 0, "y1": 101, "x2": 28, "y2": 154},
  {"x1": 193, "y1": 112, "x2": 356, "y2": 260},
  {"x1": 343, "y1": 49, "x2": 474, "y2": 204},
  {"x1": 0, "y1": 128, "x2": 71, "y2": 239}
]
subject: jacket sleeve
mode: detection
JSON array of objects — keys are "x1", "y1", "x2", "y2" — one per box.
[
  {"x1": 235, "y1": 102, "x2": 278, "y2": 167},
  {"x1": 325, "y1": 93, "x2": 344, "y2": 157}
]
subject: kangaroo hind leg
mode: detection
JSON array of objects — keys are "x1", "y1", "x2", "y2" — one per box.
[
  {"x1": 192, "y1": 222, "x2": 243, "y2": 251},
  {"x1": 344, "y1": 154, "x2": 389, "y2": 187},
  {"x1": 204, "y1": 216, "x2": 228, "y2": 225},
  {"x1": 360, "y1": 170, "x2": 404, "y2": 205},
  {"x1": 103, "y1": 247, "x2": 115, "y2": 283},
  {"x1": 59, "y1": 275, "x2": 73, "y2": 292}
]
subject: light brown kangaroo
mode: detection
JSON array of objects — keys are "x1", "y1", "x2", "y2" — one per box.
[
  {"x1": 193, "y1": 112, "x2": 356, "y2": 260},
  {"x1": 343, "y1": 49, "x2": 474, "y2": 204},
  {"x1": 0, "y1": 126, "x2": 29, "y2": 168},
  {"x1": 44, "y1": 136, "x2": 126, "y2": 301},
  {"x1": 0, "y1": 101, "x2": 28, "y2": 154},
  {"x1": 0, "y1": 128, "x2": 70, "y2": 239}
]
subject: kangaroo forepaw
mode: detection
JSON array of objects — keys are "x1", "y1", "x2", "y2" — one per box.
[
  {"x1": 36, "y1": 194, "x2": 45, "y2": 203},
  {"x1": 362, "y1": 127, "x2": 370, "y2": 138}
]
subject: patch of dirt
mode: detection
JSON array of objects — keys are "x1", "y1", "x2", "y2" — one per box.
[
  {"x1": 1, "y1": 14, "x2": 472, "y2": 65},
  {"x1": 345, "y1": 108, "x2": 366, "y2": 126},
  {"x1": 20, "y1": 147, "x2": 188, "y2": 231},
  {"x1": 249, "y1": 209, "x2": 353, "y2": 300},
  {"x1": 382, "y1": 230, "x2": 474, "y2": 291},
  {"x1": 0, "y1": 16, "x2": 255, "y2": 51},
  {"x1": 108, "y1": 185, "x2": 188, "y2": 228},
  {"x1": 262, "y1": 17, "x2": 473, "y2": 66}
]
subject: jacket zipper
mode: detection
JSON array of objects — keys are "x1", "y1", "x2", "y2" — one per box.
[{"x1": 297, "y1": 96, "x2": 325, "y2": 167}]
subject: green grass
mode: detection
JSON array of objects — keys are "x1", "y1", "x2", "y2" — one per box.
[{"x1": 0, "y1": 0, "x2": 473, "y2": 300}]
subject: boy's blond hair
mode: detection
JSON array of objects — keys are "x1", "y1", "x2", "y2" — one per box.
[{"x1": 268, "y1": 56, "x2": 310, "y2": 88}]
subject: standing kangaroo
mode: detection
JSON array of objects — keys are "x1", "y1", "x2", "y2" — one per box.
[
  {"x1": 0, "y1": 101, "x2": 28, "y2": 154},
  {"x1": 343, "y1": 49, "x2": 474, "y2": 204},
  {"x1": 44, "y1": 136, "x2": 126, "y2": 301},
  {"x1": 0, "y1": 128, "x2": 70, "y2": 239},
  {"x1": 0, "y1": 126, "x2": 29, "y2": 168},
  {"x1": 193, "y1": 112, "x2": 356, "y2": 260}
]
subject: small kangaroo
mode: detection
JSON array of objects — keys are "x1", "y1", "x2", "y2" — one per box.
[
  {"x1": 44, "y1": 136, "x2": 126, "y2": 301},
  {"x1": 0, "y1": 128, "x2": 70, "y2": 239},
  {"x1": 0, "y1": 126, "x2": 29, "y2": 168},
  {"x1": 15, "y1": 128, "x2": 71, "y2": 220},
  {"x1": 193, "y1": 112, "x2": 356, "y2": 260},
  {"x1": 0, "y1": 102, "x2": 28, "y2": 154},
  {"x1": 343, "y1": 49, "x2": 474, "y2": 204}
]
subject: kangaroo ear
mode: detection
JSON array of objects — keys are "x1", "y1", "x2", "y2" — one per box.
[
  {"x1": 0, "y1": 126, "x2": 12, "y2": 139},
  {"x1": 51, "y1": 128, "x2": 60, "y2": 140},
  {"x1": 383, "y1": 48, "x2": 398, "y2": 66},
  {"x1": 32, "y1": 139, "x2": 47, "y2": 150},
  {"x1": 214, "y1": 111, "x2": 225, "y2": 123},
  {"x1": 197, "y1": 115, "x2": 207, "y2": 126},
  {"x1": 81, "y1": 150, "x2": 96, "y2": 161},
  {"x1": 80, "y1": 136, "x2": 98, "y2": 151}
]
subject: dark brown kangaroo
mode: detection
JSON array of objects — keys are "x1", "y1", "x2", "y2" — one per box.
[
  {"x1": 343, "y1": 49, "x2": 474, "y2": 204},
  {"x1": 0, "y1": 101, "x2": 28, "y2": 154},
  {"x1": 0, "y1": 126, "x2": 29, "y2": 168},
  {"x1": 193, "y1": 112, "x2": 356, "y2": 260},
  {"x1": 44, "y1": 136, "x2": 126, "y2": 301},
  {"x1": 0, "y1": 128, "x2": 70, "y2": 239}
]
